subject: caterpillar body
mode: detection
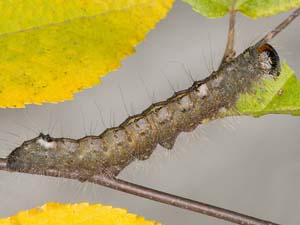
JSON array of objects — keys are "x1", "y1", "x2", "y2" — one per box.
[{"x1": 6, "y1": 44, "x2": 280, "y2": 178}]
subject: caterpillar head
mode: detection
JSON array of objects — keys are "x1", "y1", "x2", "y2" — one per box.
[{"x1": 257, "y1": 43, "x2": 281, "y2": 77}]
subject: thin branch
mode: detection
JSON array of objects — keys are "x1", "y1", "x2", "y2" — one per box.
[
  {"x1": 220, "y1": 1, "x2": 237, "y2": 66},
  {"x1": 0, "y1": 158, "x2": 279, "y2": 225},
  {"x1": 256, "y1": 8, "x2": 300, "y2": 47}
]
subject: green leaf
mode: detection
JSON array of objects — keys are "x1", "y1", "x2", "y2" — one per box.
[
  {"x1": 182, "y1": 0, "x2": 300, "y2": 18},
  {"x1": 237, "y1": 0, "x2": 300, "y2": 18},
  {"x1": 232, "y1": 62, "x2": 300, "y2": 117},
  {"x1": 181, "y1": 0, "x2": 231, "y2": 18}
]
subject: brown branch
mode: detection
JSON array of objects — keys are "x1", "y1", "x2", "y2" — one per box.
[
  {"x1": 220, "y1": 1, "x2": 237, "y2": 66},
  {"x1": 255, "y1": 8, "x2": 300, "y2": 47},
  {"x1": 0, "y1": 158, "x2": 280, "y2": 225}
]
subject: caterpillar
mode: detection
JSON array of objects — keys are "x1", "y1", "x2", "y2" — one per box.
[{"x1": 6, "y1": 43, "x2": 280, "y2": 179}]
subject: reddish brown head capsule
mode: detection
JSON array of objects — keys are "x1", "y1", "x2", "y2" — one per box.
[{"x1": 257, "y1": 43, "x2": 280, "y2": 76}]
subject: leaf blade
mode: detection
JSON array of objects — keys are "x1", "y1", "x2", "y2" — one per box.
[
  {"x1": 0, "y1": 0, "x2": 174, "y2": 108},
  {"x1": 0, "y1": 202, "x2": 160, "y2": 225},
  {"x1": 181, "y1": 0, "x2": 300, "y2": 18},
  {"x1": 181, "y1": 0, "x2": 231, "y2": 18},
  {"x1": 236, "y1": 0, "x2": 300, "y2": 18}
]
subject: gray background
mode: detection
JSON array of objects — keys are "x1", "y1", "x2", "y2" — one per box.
[{"x1": 0, "y1": 1, "x2": 300, "y2": 224}]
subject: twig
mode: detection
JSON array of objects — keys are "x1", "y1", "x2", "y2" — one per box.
[
  {"x1": 256, "y1": 8, "x2": 300, "y2": 47},
  {"x1": 220, "y1": 1, "x2": 237, "y2": 65},
  {"x1": 0, "y1": 158, "x2": 280, "y2": 225}
]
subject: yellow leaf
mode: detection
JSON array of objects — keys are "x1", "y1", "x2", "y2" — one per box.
[
  {"x1": 0, "y1": 202, "x2": 161, "y2": 225},
  {"x1": 0, "y1": 0, "x2": 174, "y2": 108}
]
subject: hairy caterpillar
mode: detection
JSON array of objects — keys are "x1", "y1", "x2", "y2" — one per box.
[{"x1": 6, "y1": 43, "x2": 280, "y2": 179}]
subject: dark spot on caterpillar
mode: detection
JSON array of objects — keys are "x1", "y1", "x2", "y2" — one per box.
[
  {"x1": 39, "y1": 133, "x2": 53, "y2": 142},
  {"x1": 277, "y1": 89, "x2": 284, "y2": 96},
  {"x1": 6, "y1": 44, "x2": 281, "y2": 179}
]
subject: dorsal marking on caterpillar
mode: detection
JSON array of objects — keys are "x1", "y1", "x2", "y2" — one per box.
[
  {"x1": 37, "y1": 138, "x2": 56, "y2": 149},
  {"x1": 197, "y1": 84, "x2": 209, "y2": 98}
]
